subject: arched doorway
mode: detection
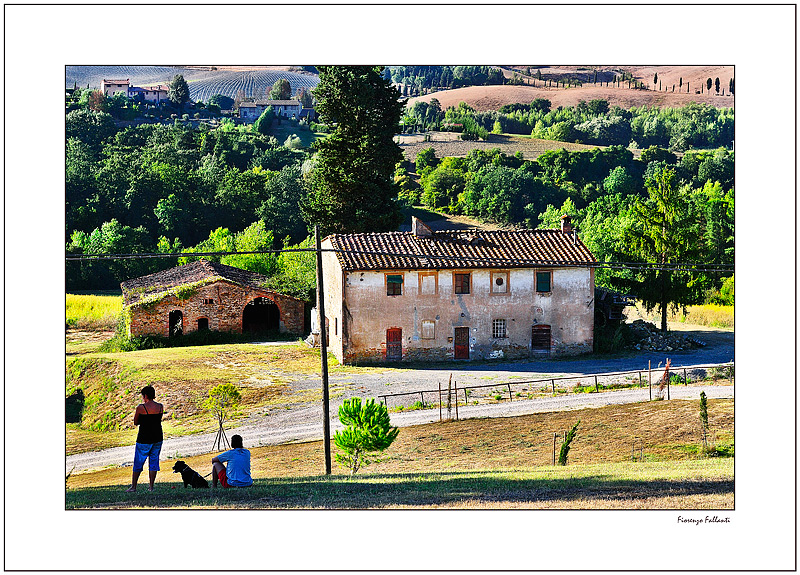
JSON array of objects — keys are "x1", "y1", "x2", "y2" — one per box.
[
  {"x1": 242, "y1": 297, "x2": 280, "y2": 333},
  {"x1": 169, "y1": 310, "x2": 183, "y2": 337}
]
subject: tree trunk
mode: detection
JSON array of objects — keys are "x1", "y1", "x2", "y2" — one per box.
[{"x1": 660, "y1": 271, "x2": 668, "y2": 333}]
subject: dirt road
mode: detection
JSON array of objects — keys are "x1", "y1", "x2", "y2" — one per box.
[{"x1": 66, "y1": 326, "x2": 733, "y2": 473}]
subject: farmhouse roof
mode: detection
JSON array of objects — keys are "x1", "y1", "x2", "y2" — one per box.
[
  {"x1": 138, "y1": 84, "x2": 169, "y2": 91},
  {"x1": 326, "y1": 229, "x2": 597, "y2": 272},
  {"x1": 254, "y1": 100, "x2": 302, "y2": 106},
  {"x1": 120, "y1": 260, "x2": 301, "y2": 305},
  {"x1": 102, "y1": 79, "x2": 130, "y2": 84}
]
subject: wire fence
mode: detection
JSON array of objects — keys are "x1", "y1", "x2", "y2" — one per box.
[{"x1": 378, "y1": 361, "x2": 734, "y2": 418}]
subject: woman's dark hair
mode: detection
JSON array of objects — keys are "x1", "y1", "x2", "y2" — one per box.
[
  {"x1": 231, "y1": 434, "x2": 243, "y2": 449},
  {"x1": 140, "y1": 386, "x2": 156, "y2": 400}
]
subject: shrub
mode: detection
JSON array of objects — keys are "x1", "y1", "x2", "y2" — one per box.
[
  {"x1": 334, "y1": 398, "x2": 399, "y2": 475},
  {"x1": 558, "y1": 420, "x2": 580, "y2": 465}
]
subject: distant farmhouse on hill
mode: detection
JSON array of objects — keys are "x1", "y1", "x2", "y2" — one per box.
[
  {"x1": 120, "y1": 260, "x2": 304, "y2": 338},
  {"x1": 239, "y1": 100, "x2": 315, "y2": 122},
  {"x1": 100, "y1": 78, "x2": 170, "y2": 104}
]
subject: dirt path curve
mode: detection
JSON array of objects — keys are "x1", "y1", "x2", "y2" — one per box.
[
  {"x1": 66, "y1": 325, "x2": 733, "y2": 473},
  {"x1": 66, "y1": 383, "x2": 732, "y2": 473}
]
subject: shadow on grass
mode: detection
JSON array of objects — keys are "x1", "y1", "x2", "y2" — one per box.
[{"x1": 66, "y1": 470, "x2": 733, "y2": 509}]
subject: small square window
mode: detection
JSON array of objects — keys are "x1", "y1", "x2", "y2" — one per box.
[
  {"x1": 454, "y1": 273, "x2": 471, "y2": 294},
  {"x1": 387, "y1": 274, "x2": 403, "y2": 296},
  {"x1": 536, "y1": 271, "x2": 551, "y2": 293},
  {"x1": 421, "y1": 320, "x2": 435, "y2": 340},
  {"x1": 492, "y1": 319, "x2": 507, "y2": 339}
]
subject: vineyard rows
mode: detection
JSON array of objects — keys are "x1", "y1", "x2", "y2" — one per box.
[{"x1": 66, "y1": 66, "x2": 319, "y2": 103}]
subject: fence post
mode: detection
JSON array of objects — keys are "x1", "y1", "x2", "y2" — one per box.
[
  {"x1": 667, "y1": 371, "x2": 670, "y2": 400},
  {"x1": 420, "y1": 392, "x2": 425, "y2": 408},
  {"x1": 552, "y1": 379, "x2": 555, "y2": 395},
  {"x1": 438, "y1": 380, "x2": 442, "y2": 422},
  {"x1": 454, "y1": 380, "x2": 459, "y2": 421},
  {"x1": 508, "y1": 383, "x2": 513, "y2": 402},
  {"x1": 638, "y1": 371, "x2": 642, "y2": 388},
  {"x1": 649, "y1": 361, "x2": 652, "y2": 400},
  {"x1": 729, "y1": 365, "x2": 733, "y2": 385},
  {"x1": 553, "y1": 432, "x2": 556, "y2": 465},
  {"x1": 594, "y1": 375, "x2": 599, "y2": 393},
  {"x1": 464, "y1": 387, "x2": 468, "y2": 405},
  {"x1": 683, "y1": 367, "x2": 688, "y2": 385}
]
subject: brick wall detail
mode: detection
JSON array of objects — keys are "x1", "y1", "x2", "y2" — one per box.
[{"x1": 127, "y1": 280, "x2": 304, "y2": 337}]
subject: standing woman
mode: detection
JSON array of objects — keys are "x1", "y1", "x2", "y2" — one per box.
[{"x1": 126, "y1": 385, "x2": 164, "y2": 492}]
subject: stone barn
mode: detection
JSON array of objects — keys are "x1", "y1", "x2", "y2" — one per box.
[{"x1": 120, "y1": 260, "x2": 305, "y2": 338}]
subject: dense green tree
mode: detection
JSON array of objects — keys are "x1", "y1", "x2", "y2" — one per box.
[
  {"x1": 269, "y1": 78, "x2": 292, "y2": 101},
  {"x1": 706, "y1": 77, "x2": 713, "y2": 91},
  {"x1": 621, "y1": 168, "x2": 702, "y2": 332},
  {"x1": 168, "y1": 74, "x2": 190, "y2": 112},
  {"x1": 302, "y1": 66, "x2": 404, "y2": 234},
  {"x1": 253, "y1": 106, "x2": 275, "y2": 135},
  {"x1": 603, "y1": 166, "x2": 636, "y2": 196},
  {"x1": 415, "y1": 147, "x2": 439, "y2": 172},
  {"x1": 66, "y1": 109, "x2": 117, "y2": 154},
  {"x1": 714, "y1": 77, "x2": 720, "y2": 94},
  {"x1": 256, "y1": 164, "x2": 309, "y2": 244},
  {"x1": 295, "y1": 87, "x2": 313, "y2": 108},
  {"x1": 208, "y1": 94, "x2": 234, "y2": 110}
]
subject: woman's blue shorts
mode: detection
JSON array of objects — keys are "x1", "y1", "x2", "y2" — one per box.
[{"x1": 133, "y1": 441, "x2": 163, "y2": 472}]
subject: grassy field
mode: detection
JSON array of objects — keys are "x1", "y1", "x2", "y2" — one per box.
[
  {"x1": 632, "y1": 302, "x2": 734, "y2": 329},
  {"x1": 65, "y1": 338, "x2": 394, "y2": 454},
  {"x1": 66, "y1": 294, "x2": 122, "y2": 330},
  {"x1": 67, "y1": 398, "x2": 733, "y2": 509}
]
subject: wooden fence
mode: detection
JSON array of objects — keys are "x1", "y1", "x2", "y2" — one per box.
[{"x1": 378, "y1": 361, "x2": 734, "y2": 420}]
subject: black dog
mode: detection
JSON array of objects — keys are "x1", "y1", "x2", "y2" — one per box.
[{"x1": 172, "y1": 460, "x2": 209, "y2": 489}]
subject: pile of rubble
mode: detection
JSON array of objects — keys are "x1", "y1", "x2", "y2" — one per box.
[{"x1": 627, "y1": 320, "x2": 705, "y2": 352}]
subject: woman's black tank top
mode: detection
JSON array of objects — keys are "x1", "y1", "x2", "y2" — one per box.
[{"x1": 137, "y1": 403, "x2": 163, "y2": 444}]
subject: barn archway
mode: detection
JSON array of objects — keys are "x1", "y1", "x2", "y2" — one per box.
[
  {"x1": 242, "y1": 297, "x2": 280, "y2": 333},
  {"x1": 169, "y1": 310, "x2": 183, "y2": 337}
]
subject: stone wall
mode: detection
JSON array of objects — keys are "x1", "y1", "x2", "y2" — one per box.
[{"x1": 127, "y1": 280, "x2": 304, "y2": 337}]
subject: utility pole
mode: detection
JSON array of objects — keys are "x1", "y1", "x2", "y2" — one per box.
[{"x1": 315, "y1": 225, "x2": 332, "y2": 474}]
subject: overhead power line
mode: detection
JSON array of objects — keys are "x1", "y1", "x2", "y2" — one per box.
[{"x1": 64, "y1": 247, "x2": 733, "y2": 274}]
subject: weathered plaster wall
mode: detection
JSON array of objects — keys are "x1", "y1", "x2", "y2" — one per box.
[
  {"x1": 338, "y1": 267, "x2": 593, "y2": 363},
  {"x1": 321, "y1": 238, "x2": 345, "y2": 363},
  {"x1": 127, "y1": 280, "x2": 304, "y2": 337}
]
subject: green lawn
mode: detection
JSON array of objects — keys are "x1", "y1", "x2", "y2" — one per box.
[{"x1": 66, "y1": 459, "x2": 733, "y2": 509}]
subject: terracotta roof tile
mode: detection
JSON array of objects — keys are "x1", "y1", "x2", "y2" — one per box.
[
  {"x1": 120, "y1": 260, "x2": 301, "y2": 305},
  {"x1": 327, "y1": 229, "x2": 596, "y2": 271}
]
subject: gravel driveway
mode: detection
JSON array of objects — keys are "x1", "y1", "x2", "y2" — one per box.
[{"x1": 66, "y1": 326, "x2": 733, "y2": 473}]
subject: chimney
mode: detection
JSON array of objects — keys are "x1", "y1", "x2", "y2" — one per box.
[
  {"x1": 560, "y1": 214, "x2": 573, "y2": 234},
  {"x1": 412, "y1": 216, "x2": 434, "y2": 238}
]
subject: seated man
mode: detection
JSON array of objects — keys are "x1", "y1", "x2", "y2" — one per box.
[{"x1": 211, "y1": 434, "x2": 253, "y2": 488}]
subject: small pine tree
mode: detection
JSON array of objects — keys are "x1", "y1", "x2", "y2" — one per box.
[
  {"x1": 653, "y1": 72, "x2": 658, "y2": 86},
  {"x1": 679, "y1": 77, "x2": 683, "y2": 88},
  {"x1": 706, "y1": 77, "x2": 713, "y2": 91},
  {"x1": 334, "y1": 398, "x2": 399, "y2": 474},
  {"x1": 715, "y1": 77, "x2": 720, "y2": 94},
  {"x1": 558, "y1": 420, "x2": 580, "y2": 465}
]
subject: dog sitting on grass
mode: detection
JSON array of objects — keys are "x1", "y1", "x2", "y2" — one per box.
[{"x1": 172, "y1": 460, "x2": 209, "y2": 489}]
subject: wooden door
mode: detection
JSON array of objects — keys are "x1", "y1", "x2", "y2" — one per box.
[
  {"x1": 531, "y1": 324, "x2": 551, "y2": 355},
  {"x1": 386, "y1": 328, "x2": 402, "y2": 361},
  {"x1": 454, "y1": 327, "x2": 470, "y2": 359}
]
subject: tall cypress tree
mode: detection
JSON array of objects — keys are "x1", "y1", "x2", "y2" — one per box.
[{"x1": 302, "y1": 66, "x2": 404, "y2": 234}]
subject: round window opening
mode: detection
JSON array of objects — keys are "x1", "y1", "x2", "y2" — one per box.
[{"x1": 495, "y1": 277, "x2": 504, "y2": 286}]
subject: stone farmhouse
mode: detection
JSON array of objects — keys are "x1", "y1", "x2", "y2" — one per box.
[
  {"x1": 320, "y1": 217, "x2": 596, "y2": 364},
  {"x1": 239, "y1": 100, "x2": 303, "y2": 122},
  {"x1": 100, "y1": 79, "x2": 170, "y2": 104},
  {"x1": 120, "y1": 260, "x2": 304, "y2": 338}
]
